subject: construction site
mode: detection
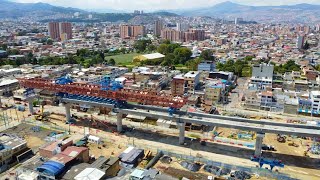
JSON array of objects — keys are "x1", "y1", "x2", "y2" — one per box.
[{"x1": 0, "y1": 75, "x2": 319, "y2": 180}]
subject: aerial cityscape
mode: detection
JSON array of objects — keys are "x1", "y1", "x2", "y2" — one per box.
[{"x1": 0, "y1": 0, "x2": 320, "y2": 179}]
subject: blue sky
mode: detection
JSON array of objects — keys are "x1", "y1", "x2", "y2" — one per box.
[{"x1": 12, "y1": 0, "x2": 320, "y2": 11}]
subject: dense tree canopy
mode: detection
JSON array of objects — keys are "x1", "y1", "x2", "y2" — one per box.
[
  {"x1": 200, "y1": 49, "x2": 215, "y2": 61},
  {"x1": 273, "y1": 60, "x2": 300, "y2": 74},
  {"x1": 216, "y1": 59, "x2": 251, "y2": 77},
  {"x1": 133, "y1": 39, "x2": 152, "y2": 53}
]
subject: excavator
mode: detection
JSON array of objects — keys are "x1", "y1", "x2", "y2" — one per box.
[{"x1": 35, "y1": 101, "x2": 50, "y2": 121}]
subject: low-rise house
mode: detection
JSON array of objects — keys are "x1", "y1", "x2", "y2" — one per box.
[
  {"x1": 0, "y1": 134, "x2": 30, "y2": 173},
  {"x1": 198, "y1": 61, "x2": 216, "y2": 72},
  {"x1": 0, "y1": 79, "x2": 19, "y2": 96}
]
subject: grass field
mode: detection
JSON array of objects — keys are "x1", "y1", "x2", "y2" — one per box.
[{"x1": 105, "y1": 53, "x2": 141, "y2": 65}]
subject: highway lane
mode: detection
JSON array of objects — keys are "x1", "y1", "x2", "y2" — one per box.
[
  {"x1": 119, "y1": 109, "x2": 320, "y2": 138},
  {"x1": 60, "y1": 98, "x2": 320, "y2": 137}
]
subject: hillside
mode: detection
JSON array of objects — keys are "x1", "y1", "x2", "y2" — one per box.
[
  {"x1": 177, "y1": 1, "x2": 320, "y2": 23},
  {"x1": 0, "y1": 0, "x2": 82, "y2": 18}
]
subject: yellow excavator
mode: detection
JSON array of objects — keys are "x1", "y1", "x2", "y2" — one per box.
[{"x1": 35, "y1": 101, "x2": 50, "y2": 121}]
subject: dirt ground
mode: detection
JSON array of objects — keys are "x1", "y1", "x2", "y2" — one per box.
[
  {"x1": 87, "y1": 141, "x2": 126, "y2": 159},
  {"x1": 155, "y1": 160, "x2": 209, "y2": 180},
  {"x1": 4, "y1": 110, "x2": 319, "y2": 180},
  {"x1": 2, "y1": 123, "x2": 62, "y2": 150}
]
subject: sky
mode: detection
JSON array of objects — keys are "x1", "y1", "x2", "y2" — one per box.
[{"x1": 12, "y1": 0, "x2": 320, "y2": 11}]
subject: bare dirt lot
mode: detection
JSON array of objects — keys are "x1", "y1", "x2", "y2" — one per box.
[{"x1": 2, "y1": 123, "x2": 62, "y2": 150}]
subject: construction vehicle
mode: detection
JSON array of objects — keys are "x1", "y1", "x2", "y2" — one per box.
[
  {"x1": 35, "y1": 101, "x2": 50, "y2": 121},
  {"x1": 277, "y1": 134, "x2": 286, "y2": 143},
  {"x1": 251, "y1": 156, "x2": 284, "y2": 171},
  {"x1": 288, "y1": 142, "x2": 299, "y2": 147},
  {"x1": 262, "y1": 144, "x2": 276, "y2": 151},
  {"x1": 143, "y1": 150, "x2": 152, "y2": 160}
]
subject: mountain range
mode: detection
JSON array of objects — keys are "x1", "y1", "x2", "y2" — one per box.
[
  {"x1": 174, "y1": 1, "x2": 320, "y2": 23},
  {"x1": 0, "y1": 0, "x2": 82, "y2": 18},
  {"x1": 0, "y1": 0, "x2": 320, "y2": 23}
]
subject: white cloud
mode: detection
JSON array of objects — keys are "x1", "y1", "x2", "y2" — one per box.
[{"x1": 12, "y1": 0, "x2": 320, "y2": 11}]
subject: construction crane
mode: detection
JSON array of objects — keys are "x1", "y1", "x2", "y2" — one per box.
[{"x1": 17, "y1": 76, "x2": 187, "y2": 114}]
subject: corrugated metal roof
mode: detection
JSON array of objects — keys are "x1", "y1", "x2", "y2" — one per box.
[
  {"x1": 74, "y1": 168, "x2": 105, "y2": 180},
  {"x1": 37, "y1": 161, "x2": 65, "y2": 176}
]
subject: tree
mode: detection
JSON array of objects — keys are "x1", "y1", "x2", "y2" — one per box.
[
  {"x1": 162, "y1": 53, "x2": 175, "y2": 66},
  {"x1": 186, "y1": 58, "x2": 202, "y2": 71},
  {"x1": 133, "y1": 39, "x2": 151, "y2": 52},
  {"x1": 17, "y1": 30, "x2": 27, "y2": 36},
  {"x1": 303, "y1": 41, "x2": 310, "y2": 50},
  {"x1": 66, "y1": 55, "x2": 77, "y2": 64},
  {"x1": 167, "y1": 44, "x2": 180, "y2": 54},
  {"x1": 99, "y1": 51, "x2": 105, "y2": 60},
  {"x1": 157, "y1": 44, "x2": 168, "y2": 55},
  {"x1": 200, "y1": 50, "x2": 215, "y2": 61},
  {"x1": 0, "y1": 44, "x2": 7, "y2": 51},
  {"x1": 161, "y1": 39, "x2": 171, "y2": 44},
  {"x1": 108, "y1": 58, "x2": 116, "y2": 65},
  {"x1": 173, "y1": 47, "x2": 192, "y2": 64},
  {"x1": 32, "y1": 58, "x2": 38, "y2": 65},
  {"x1": 47, "y1": 39, "x2": 53, "y2": 45},
  {"x1": 147, "y1": 44, "x2": 156, "y2": 52},
  {"x1": 7, "y1": 49, "x2": 19, "y2": 55}
]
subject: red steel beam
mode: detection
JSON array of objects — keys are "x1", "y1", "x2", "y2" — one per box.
[{"x1": 17, "y1": 78, "x2": 187, "y2": 108}]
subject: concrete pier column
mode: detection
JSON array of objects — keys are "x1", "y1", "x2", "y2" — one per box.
[
  {"x1": 65, "y1": 104, "x2": 71, "y2": 121},
  {"x1": 28, "y1": 99, "x2": 34, "y2": 115},
  {"x1": 178, "y1": 122, "x2": 186, "y2": 145},
  {"x1": 117, "y1": 113, "x2": 123, "y2": 132},
  {"x1": 254, "y1": 133, "x2": 265, "y2": 157}
]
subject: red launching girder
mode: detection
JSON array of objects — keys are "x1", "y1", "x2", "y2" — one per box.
[{"x1": 17, "y1": 78, "x2": 187, "y2": 108}]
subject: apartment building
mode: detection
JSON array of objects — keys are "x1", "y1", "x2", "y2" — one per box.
[
  {"x1": 250, "y1": 63, "x2": 274, "y2": 90},
  {"x1": 59, "y1": 22, "x2": 72, "y2": 40},
  {"x1": 160, "y1": 29, "x2": 184, "y2": 42},
  {"x1": 171, "y1": 75, "x2": 185, "y2": 96},
  {"x1": 204, "y1": 83, "x2": 224, "y2": 105},
  {"x1": 184, "y1": 71, "x2": 200, "y2": 92},
  {"x1": 120, "y1": 25, "x2": 146, "y2": 39},
  {"x1": 48, "y1": 22, "x2": 72, "y2": 40},
  {"x1": 154, "y1": 20, "x2": 163, "y2": 36},
  {"x1": 310, "y1": 91, "x2": 320, "y2": 114},
  {"x1": 48, "y1": 22, "x2": 60, "y2": 40}
]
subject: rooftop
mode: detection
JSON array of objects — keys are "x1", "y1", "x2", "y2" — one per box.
[
  {"x1": 74, "y1": 168, "x2": 105, "y2": 180},
  {"x1": 0, "y1": 79, "x2": 18, "y2": 86},
  {"x1": 184, "y1": 71, "x2": 199, "y2": 78},
  {"x1": 142, "y1": 53, "x2": 165, "y2": 59}
]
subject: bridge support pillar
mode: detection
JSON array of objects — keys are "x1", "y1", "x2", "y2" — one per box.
[
  {"x1": 28, "y1": 99, "x2": 34, "y2": 115},
  {"x1": 178, "y1": 122, "x2": 185, "y2": 145},
  {"x1": 117, "y1": 113, "x2": 123, "y2": 132},
  {"x1": 65, "y1": 104, "x2": 71, "y2": 121},
  {"x1": 255, "y1": 133, "x2": 265, "y2": 157}
]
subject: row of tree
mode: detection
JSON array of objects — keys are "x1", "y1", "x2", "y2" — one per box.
[
  {"x1": 215, "y1": 56, "x2": 254, "y2": 77},
  {"x1": 272, "y1": 60, "x2": 300, "y2": 74}
]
